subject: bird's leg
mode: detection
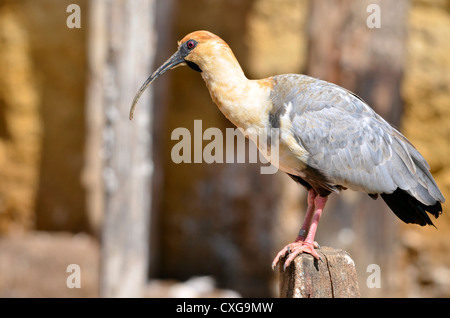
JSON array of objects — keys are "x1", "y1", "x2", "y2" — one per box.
[
  {"x1": 272, "y1": 194, "x2": 328, "y2": 270},
  {"x1": 283, "y1": 195, "x2": 328, "y2": 267},
  {"x1": 293, "y1": 189, "x2": 317, "y2": 244},
  {"x1": 272, "y1": 189, "x2": 318, "y2": 269},
  {"x1": 295, "y1": 195, "x2": 327, "y2": 255}
]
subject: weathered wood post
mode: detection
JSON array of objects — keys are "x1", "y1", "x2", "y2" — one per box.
[
  {"x1": 87, "y1": 0, "x2": 157, "y2": 297},
  {"x1": 279, "y1": 246, "x2": 360, "y2": 298}
]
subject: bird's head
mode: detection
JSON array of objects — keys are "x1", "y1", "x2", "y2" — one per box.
[{"x1": 129, "y1": 30, "x2": 239, "y2": 120}]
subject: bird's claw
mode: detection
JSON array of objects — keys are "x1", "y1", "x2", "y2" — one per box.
[{"x1": 272, "y1": 241, "x2": 322, "y2": 271}]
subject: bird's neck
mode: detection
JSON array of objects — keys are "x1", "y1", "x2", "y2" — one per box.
[{"x1": 201, "y1": 60, "x2": 272, "y2": 131}]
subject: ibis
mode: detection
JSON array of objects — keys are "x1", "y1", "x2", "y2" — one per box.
[{"x1": 130, "y1": 30, "x2": 445, "y2": 269}]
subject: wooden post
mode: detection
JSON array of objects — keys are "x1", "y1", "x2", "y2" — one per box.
[
  {"x1": 279, "y1": 246, "x2": 360, "y2": 298},
  {"x1": 87, "y1": 0, "x2": 157, "y2": 297}
]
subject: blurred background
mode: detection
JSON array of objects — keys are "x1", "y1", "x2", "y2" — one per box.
[{"x1": 0, "y1": 0, "x2": 450, "y2": 298}]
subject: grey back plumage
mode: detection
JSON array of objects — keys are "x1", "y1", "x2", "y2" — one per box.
[{"x1": 270, "y1": 74, "x2": 445, "y2": 207}]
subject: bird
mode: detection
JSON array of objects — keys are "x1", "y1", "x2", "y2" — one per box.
[{"x1": 130, "y1": 30, "x2": 445, "y2": 269}]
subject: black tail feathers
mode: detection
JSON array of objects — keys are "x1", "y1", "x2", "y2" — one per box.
[{"x1": 380, "y1": 188, "x2": 443, "y2": 227}]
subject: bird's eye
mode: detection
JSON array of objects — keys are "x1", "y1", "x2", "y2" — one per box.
[{"x1": 186, "y1": 40, "x2": 197, "y2": 50}]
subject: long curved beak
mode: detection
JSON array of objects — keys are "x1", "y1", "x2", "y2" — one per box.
[{"x1": 129, "y1": 50, "x2": 185, "y2": 120}]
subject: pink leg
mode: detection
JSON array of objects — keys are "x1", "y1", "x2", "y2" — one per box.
[
  {"x1": 272, "y1": 190, "x2": 317, "y2": 269},
  {"x1": 304, "y1": 196, "x2": 327, "y2": 244},
  {"x1": 293, "y1": 190, "x2": 317, "y2": 243},
  {"x1": 272, "y1": 194, "x2": 328, "y2": 270}
]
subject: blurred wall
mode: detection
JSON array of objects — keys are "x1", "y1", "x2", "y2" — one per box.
[
  {"x1": 0, "y1": 0, "x2": 89, "y2": 234},
  {"x1": 399, "y1": 0, "x2": 450, "y2": 297},
  {"x1": 0, "y1": 0, "x2": 42, "y2": 233}
]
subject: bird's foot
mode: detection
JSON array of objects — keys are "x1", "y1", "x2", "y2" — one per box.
[{"x1": 272, "y1": 241, "x2": 321, "y2": 270}]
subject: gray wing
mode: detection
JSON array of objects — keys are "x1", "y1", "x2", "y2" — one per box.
[{"x1": 272, "y1": 74, "x2": 445, "y2": 205}]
